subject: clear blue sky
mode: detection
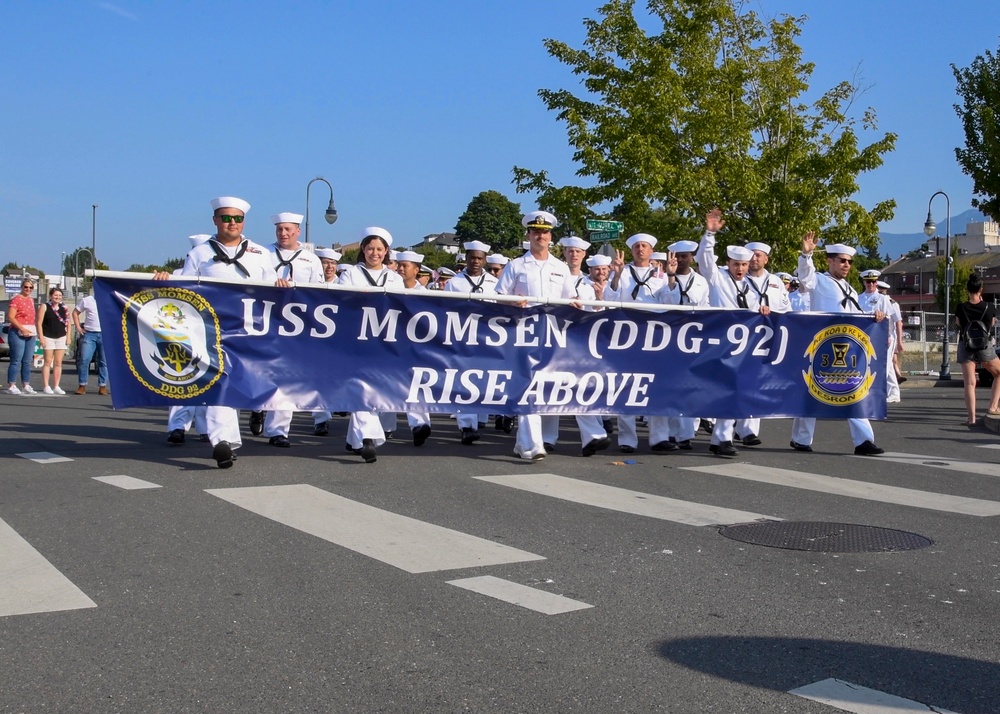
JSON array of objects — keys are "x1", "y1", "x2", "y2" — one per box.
[{"x1": 2, "y1": 1, "x2": 998, "y2": 274}]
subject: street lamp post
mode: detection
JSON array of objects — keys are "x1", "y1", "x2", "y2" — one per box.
[
  {"x1": 304, "y1": 177, "x2": 338, "y2": 246},
  {"x1": 923, "y1": 191, "x2": 951, "y2": 380},
  {"x1": 92, "y1": 204, "x2": 98, "y2": 262}
]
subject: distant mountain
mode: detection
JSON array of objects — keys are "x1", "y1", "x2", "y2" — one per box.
[{"x1": 879, "y1": 208, "x2": 989, "y2": 260}]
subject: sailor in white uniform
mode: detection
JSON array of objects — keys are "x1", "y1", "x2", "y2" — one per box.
[
  {"x1": 166, "y1": 234, "x2": 213, "y2": 445},
  {"x1": 157, "y1": 196, "x2": 278, "y2": 468},
  {"x1": 316, "y1": 248, "x2": 342, "y2": 284},
  {"x1": 262, "y1": 212, "x2": 331, "y2": 446},
  {"x1": 791, "y1": 234, "x2": 885, "y2": 456},
  {"x1": 695, "y1": 209, "x2": 768, "y2": 457},
  {"x1": 338, "y1": 227, "x2": 405, "y2": 463},
  {"x1": 878, "y1": 280, "x2": 904, "y2": 403},
  {"x1": 655, "y1": 239, "x2": 710, "y2": 448},
  {"x1": 444, "y1": 240, "x2": 498, "y2": 444},
  {"x1": 733, "y1": 241, "x2": 792, "y2": 447},
  {"x1": 607, "y1": 233, "x2": 672, "y2": 453}
]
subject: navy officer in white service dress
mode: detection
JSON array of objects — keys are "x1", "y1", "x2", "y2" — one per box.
[{"x1": 495, "y1": 210, "x2": 610, "y2": 460}]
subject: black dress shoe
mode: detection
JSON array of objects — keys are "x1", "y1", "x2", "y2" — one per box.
[
  {"x1": 360, "y1": 438, "x2": 377, "y2": 463},
  {"x1": 676, "y1": 439, "x2": 692, "y2": 450},
  {"x1": 619, "y1": 444, "x2": 636, "y2": 453},
  {"x1": 500, "y1": 416, "x2": 514, "y2": 434},
  {"x1": 167, "y1": 428, "x2": 185, "y2": 445},
  {"x1": 198, "y1": 433, "x2": 210, "y2": 442},
  {"x1": 651, "y1": 440, "x2": 679, "y2": 452},
  {"x1": 461, "y1": 428, "x2": 480, "y2": 445},
  {"x1": 543, "y1": 442, "x2": 556, "y2": 453},
  {"x1": 741, "y1": 433, "x2": 762, "y2": 447},
  {"x1": 346, "y1": 442, "x2": 360, "y2": 454},
  {"x1": 581, "y1": 436, "x2": 611, "y2": 457},
  {"x1": 699, "y1": 419, "x2": 715, "y2": 435},
  {"x1": 711, "y1": 441, "x2": 737, "y2": 457},
  {"x1": 412, "y1": 424, "x2": 431, "y2": 446},
  {"x1": 249, "y1": 411, "x2": 265, "y2": 436},
  {"x1": 213, "y1": 441, "x2": 234, "y2": 469},
  {"x1": 789, "y1": 440, "x2": 813, "y2": 452},
  {"x1": 314, "y1": 421, "x2": 329, "y2": 436},
  {"x1": 854, "y1": 440, "x2": 884, "y2": 456},
  {"x1": 269, "y1": 435, "x2": 291, "y2": 448},
  {"x1": 602, "y1": 418, "x2": 615, "y2": 435}
]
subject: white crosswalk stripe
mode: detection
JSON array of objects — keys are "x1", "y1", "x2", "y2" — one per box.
[
  {"x1": 789, "y1": 678, "x2": 962, "y2": 713},
  {"x1": 684, "y1": 463, "x2": 1000, "y2": 516},
  {"x1": 93, "y1": 475, "x2": 162, "y2": 490},
  {"x1": 206, "y1": 484, "x2": 545, "y2": 574},
  {"x1": 0, "y1": 517, "x2": 96, "y2": 618},
  {"x1": 447, "y1": 576, "x2": 593, "y2": 615},
  {"x1": 475, "y1": 473, "x2": 777, "y2": 525},
  {"x1": 867, "y1": 452, "x2": 1000, "y2": 478}
]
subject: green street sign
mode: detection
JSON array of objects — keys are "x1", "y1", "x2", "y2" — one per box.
[
  {"x1": 586, "y1": 219, "x2": 624, "y2": 232},
  {"x1": 589, "y1": 230, "x2": 619, "y2": 243}
]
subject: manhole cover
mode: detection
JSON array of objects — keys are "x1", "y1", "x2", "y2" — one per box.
[{"x1": 719, "y1": 521, "x2": 932, "y2": 553}]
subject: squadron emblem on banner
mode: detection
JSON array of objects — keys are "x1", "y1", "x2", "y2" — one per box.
[
  {"x1": 120, "y1": 287, "x2": 223, "y2": 398},
  {"x1": 802, "y1": 324, "x2": 877, "y2": 406}
]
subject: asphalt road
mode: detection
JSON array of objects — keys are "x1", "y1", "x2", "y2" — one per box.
[{"x1": 1, "y1": 380, "x2": 998, "y2": 713}]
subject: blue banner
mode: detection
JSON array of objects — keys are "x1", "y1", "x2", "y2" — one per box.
[{"x1": 94, "y1": 276, "x2": 887, "y2": 419}]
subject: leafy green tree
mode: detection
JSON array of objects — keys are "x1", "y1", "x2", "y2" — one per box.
[
  {"x1": 124, "y1": 257, "x2": 184, "y2": 274},
  {"x1": 953, "y1": 49, "x2": 1000, "y2": 220},
  {"x1": 2, "y1": 262, "x2": 45, "y2": 278},
  {"x1": 454, "y1": 190, "x2": 523, "y2": 252},
  {"x1": 64, "y1": 247, "x2": 108, "y2": 275},
  {"x1": 513, "y1": 0, "x2": 897, "y2": 270},
  {"x1": 935, "y1": 248, "x2": 971, "y2": 314}
]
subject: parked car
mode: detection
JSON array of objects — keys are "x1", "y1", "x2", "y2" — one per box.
[{"x1": 0, "y1": 325, "x2": 8, "y2": 360}]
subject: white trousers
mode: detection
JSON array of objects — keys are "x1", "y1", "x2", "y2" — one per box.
[
  {"x1": 456, "y1": 412, "x2": 487, "y2": 429},
  {"x1": 886, "y1": 334, "x2": 900, "y2": 401},
  {"x1": 710, "y1": 418, "x2": 736, "y2": 445},
  {"x1": 736, "y1": 418, "x2": 760, "y2": 438},
  {"x1": 207, "y1": 406, "x2": 242, "y2": 449},
  {"x1": 263, "y1": 410, "x2": 332, "y2": 438},
  {"x1": 348, "y1": 411, "x2": 386, "y2": 449},
  {"x1": 515, "y1": 415, "x2": 607, "y2": 453},
  {"x1": 167, "y1": 405, "x2": 208, "y2": 434},
  {"x1": 668, "y1": 416, "x2": 699, "y2": 442},
  {"x1": 791, "y1": 417, "x2": 874, "y2": 447},
  {"x1": 619, "y1": 415, "x2": 672, "y2": 447}
]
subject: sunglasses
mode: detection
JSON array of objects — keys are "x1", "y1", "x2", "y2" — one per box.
[
  {"x1": 217, "y1": 214, "x2": 245, "y2": 224},
  {"x1": 835, "y1": 258, "x2": 853, "y2": 264}
]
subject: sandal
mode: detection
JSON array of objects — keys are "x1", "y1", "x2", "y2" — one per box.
[{"x1": 987, "y1": 408, "x2": 1000, "y2": 416}]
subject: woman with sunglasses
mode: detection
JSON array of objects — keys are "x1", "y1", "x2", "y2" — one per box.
[
  {"x1": 6, "y1": 279, "x2": 38, "y2": 394},
  {"x1": 36, "y1": 287, "x2": 70, "y2": 394},
  {"x1": 337, "y1": 227, "x2": 403, "y2": 463}
]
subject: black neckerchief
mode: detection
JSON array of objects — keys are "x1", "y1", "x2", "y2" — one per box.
[
  {"x1": 827, "y1": 273, "x2": 862, "y2": 311},
  {"x1": 747, "y1": 274, "x2": 770, "y2": 307},
  {"x1": 727, "y1": 271, "x2": 750, "y2": 309},
  {"x1": 275, "y1": 248, "x2": 302, "y2": 279},
  {"x1": 359, "y1": 266, "x2": 388, "y2": 288},
  {"x1": 677, "y1": 273, "x2": 695, "y2": 304},
  {"x1": 464, "y1": 271, "x2": 486, "y2": 293},
  {"x1": 209, "y1": 239, "x2": 249, "y2": 278},
  {"x1": 573, "y1": 275, "x2": 586, "y2": 298},
  {"x1": 628, "y1": 265, "x2": 654, "y2": 300}
]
